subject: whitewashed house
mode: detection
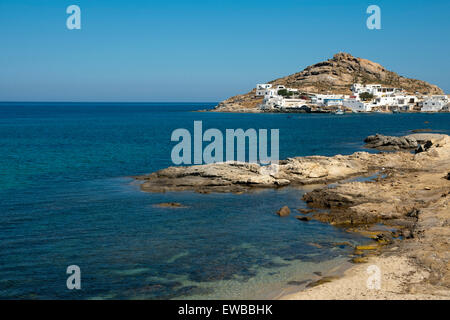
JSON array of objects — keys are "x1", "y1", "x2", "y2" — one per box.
[
  {"x1": 260, "y1": 95, "x2": 285, "y2": 110},
  {"x1": 256, "y1": 84, "x2": 273, "y2": 96},
  {"x1": 372, "y1": 94, "x2": 418, "y2": 108},
  {"x1": 351, "y1": 83, "x2": 403, "y2": 98},
  {"x1": 343, "y1": 99, "x2": 372, "y2": 112},
  {"x1": 311, "y1": 94, "x2": 344, "y2": 106},
  {"x1": 282, "y1": 98, "x2": 309, "y2": 108},
  {"x1": 351, "y1": 84, "x2": 381, "y2": 96},
  {"x1": 421, "y1": 95, "x2": 449, "y2": 112},
  {"x1": 395, "y1": 95, "x2": 418, "y2": 106}
]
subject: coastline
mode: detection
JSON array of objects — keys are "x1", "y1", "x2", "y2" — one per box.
[
  {"x1": 204, "y1": 105, "x2": 450, "y2": 114},
  {"x1": 281, "y1": 134, "x2": 450, "y2": 299},
  {"x1": 135, "y1": 133, "x2": 450, "y2": 299}
]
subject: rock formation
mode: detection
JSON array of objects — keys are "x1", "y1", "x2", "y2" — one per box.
[
  {"x1": 276, "y1": 206, "x2": 291, "y2": 217},
  {"x1": 364, "y1": 134, "x2": 418, "y2": 150}
]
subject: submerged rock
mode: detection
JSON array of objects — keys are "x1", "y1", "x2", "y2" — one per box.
[
  {"x1": 287, "y1": 280, "x2": 309, "y2": 286},
  {"x1": 297, "y1": 208, "x2": 314, "y2": 214},
  {"x1": 277, "y1": 206, "x2": 291, "y2": 217},
  {"x1": 351, "y1": 257, "x2": 369, "y2": 264},
  {"x1": 154, "y1": 202, "x2": 186, "y2": 208},
  {"x1": 306, "y1": 276, "x2": 339, "y2": 288}
]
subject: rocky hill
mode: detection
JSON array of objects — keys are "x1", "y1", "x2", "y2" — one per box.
[{"x1": 213, "y1": 52, "x2": 444, "y2": 112}]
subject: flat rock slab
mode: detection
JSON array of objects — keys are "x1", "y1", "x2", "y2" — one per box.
[{"x1": 136, "y1": 134, "x2": 449, "y2": 194}]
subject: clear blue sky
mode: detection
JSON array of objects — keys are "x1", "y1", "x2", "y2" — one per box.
[{"x1": 0, "y1": 0, "x2": 449, "y2": 102}]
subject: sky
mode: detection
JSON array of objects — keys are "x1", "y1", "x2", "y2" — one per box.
[{"x1": 0, "y1": 0, "x2": 449, "y2": 102}]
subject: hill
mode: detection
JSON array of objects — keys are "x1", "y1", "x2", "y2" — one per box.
[{"x1": 213, "y1": 52, "x2": 444, "y2": 112}]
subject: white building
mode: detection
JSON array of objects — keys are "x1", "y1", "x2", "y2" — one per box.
[
  {"x1": 351, "y1": 83, "x2": 403, "y2": 98},
  {"x1": 260, "y1": 95, "x2": 285, "y2": 109},
  {"x1": 261, "y1": 96, "x2": 309, "y2": 109},
  {"x1": 256, "y1": 84, "x2": 273, "y2": 96},
  {"x1": 311, "y1": 94, "x2": 344, "y2": 106},
  {"x1": 342, "y1": 99, "x2": 372, "y2": 112},
  {"x1": 282, "y1": 98, "x2": 309, "y2": 108},
  {"x1": 256, "y1": 84, "x2": 297, "y2": 97},
  {"x1": 395, "y1": 95, "x2": 418, "y2": 105},
  {"x1": 351, "y1": 84, "x2": 380, "y2": 96},
  {"x1": 372, "y1": 94, "x2": 418, "y2": 107},
  {"x1": 421, "y1": 95, "x2": 449, "y2": 112},
  {"x1": 258, "y1": 83, "x2": 306, "y2": 110}
]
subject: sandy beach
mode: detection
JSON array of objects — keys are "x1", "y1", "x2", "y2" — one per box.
[{"x1": 279, "y1": 255, "x2": 448, "y2": 300}]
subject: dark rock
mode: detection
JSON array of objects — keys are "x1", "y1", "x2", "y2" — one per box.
[
  {"x1": 305, "y1": 276, "x2": 338, "y2": 288},
  {"x1": 297, "y1": 208, "x2": 314, "y2": 214},
  {"x1": 352, "y1": 257, "x2": 369, "y2": 263},
  {"x1": 296, "y1": 216, "x2": 311, "y2": 222},
  {"x1": 334, "y1": 241, "x2": 354, "y2": 248},
  {"x1": 401, "y1": 229, "x2": 414, "y2": 239},
  {"x1": 154, "y1": 202, "x2": 186, "y2": 208},
  {"x1": 406, "y1": 208, "x2": 420, "y2": 219},
  {"x1": 415, "y1": 140, "x2": 433, "y2": 154},
  {"x1": 364, "y1": 134, "x2": 418, "y2": 150},
  {"x1": 276, "y1": 206, "x2": 291, "y2": 217},
  {"x1": 446, "y1": 173, "x2": 450, "y2": 180},
  {"x1": 287, "y1": 280, "x2": 309, "y2": 286},
  {"x1": 303, "y1": 188, "x2": 358, "y2": 209}
]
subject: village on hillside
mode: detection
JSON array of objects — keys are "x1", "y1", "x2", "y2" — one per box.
[{"x1": 256, "y1": 83, "x2": 450, "y2": 113}]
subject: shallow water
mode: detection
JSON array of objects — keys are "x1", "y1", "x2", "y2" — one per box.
[{"x1": 1, "y1": 103, "x2": 449, "y2": 299}]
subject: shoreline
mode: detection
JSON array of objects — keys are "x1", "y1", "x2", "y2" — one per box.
[
  {"x1": 201, "y1": 107, "x2": 450, "y2": 114},
  {"x1": 279, "y1": 255, "x2": 448, "y2": 300},
  {"x1": 135, "y1": 133, "x2": 450, "y2": 299},
  {"x1": 280, "y1": 136, "x2": 450, "y2": 299}
]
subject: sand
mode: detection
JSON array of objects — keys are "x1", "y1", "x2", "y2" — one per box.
[{"x1": 279, "y1": 255, "x2": 449, "y2": 300}]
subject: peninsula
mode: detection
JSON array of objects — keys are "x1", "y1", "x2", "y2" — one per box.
[{"x1": 212, "y1": 53, "x2": 448, "y2": 114}]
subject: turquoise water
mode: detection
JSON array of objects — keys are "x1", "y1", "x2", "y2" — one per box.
[{"x1": 1, "y1": 102, "x2": 449, "y2": 299}]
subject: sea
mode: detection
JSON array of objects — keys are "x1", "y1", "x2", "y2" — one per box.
[{"x1": 1, "y1": 102, "x2": 449, "y2": 299}]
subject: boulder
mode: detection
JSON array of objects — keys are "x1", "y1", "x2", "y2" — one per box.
[
  {"x1": 364, "y1": 134, "x2": 418, "y2": 150},
  {"x1": 415, "y1": 140, "x2": 433, "y2": 154},
  {"x1": 276, "y1": 206, "x2": 291, "y2": 217}
]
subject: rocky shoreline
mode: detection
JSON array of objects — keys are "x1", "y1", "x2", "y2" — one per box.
[{"x1": 135, "y1": 133, "x2": 450, "y2": 299}]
